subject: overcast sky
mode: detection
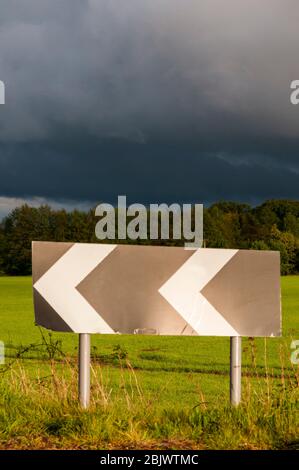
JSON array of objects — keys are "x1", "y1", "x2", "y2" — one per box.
[{"x1": 0, "y1": 0, "x2": 299, "y2": 218}]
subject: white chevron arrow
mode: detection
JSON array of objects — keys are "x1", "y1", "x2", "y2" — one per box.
[
  {"x1": 159, "y1": 248, "x2": 240, "y2": 336},
  {"x1": 33, "y1": 243, "x2": 117, "y2": 333}
]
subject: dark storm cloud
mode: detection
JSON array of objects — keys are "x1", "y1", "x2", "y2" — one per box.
[
  {"x1": 1, "y1": 136, "x2": 299, "y2": 206},
  {"x1": 0, "y1": 0, "x2": 299, "y2": 212}
]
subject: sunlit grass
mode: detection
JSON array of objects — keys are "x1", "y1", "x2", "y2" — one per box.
[{"x1": 0, "y1": 275, "x2": 298, "y2": 449}]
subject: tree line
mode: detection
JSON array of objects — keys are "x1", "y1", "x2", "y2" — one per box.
[{"x1": 0, "y1": 199, "x2": 299, "y2": 275}]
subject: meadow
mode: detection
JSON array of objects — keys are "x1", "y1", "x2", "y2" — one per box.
[{"x1": 0, "y1": 276, "x2": 298, "y2": 449}]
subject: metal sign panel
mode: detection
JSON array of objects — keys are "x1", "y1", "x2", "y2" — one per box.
[{"x1": 32, "y1": 241, "x2": 281, "y2": 337}]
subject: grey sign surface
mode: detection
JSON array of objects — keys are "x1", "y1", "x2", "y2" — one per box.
[{"x1": 32, "y1": 241, "x2": 281, "y2": 337}]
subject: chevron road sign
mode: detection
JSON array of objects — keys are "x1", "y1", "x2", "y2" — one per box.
[{"x1": 32, "y1": 241, "x2": 281, "y2": 338}]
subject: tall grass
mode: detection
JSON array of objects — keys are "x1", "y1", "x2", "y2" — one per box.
[{"x1": 0, "y1": 342, "x2": 298, "y2": 450}]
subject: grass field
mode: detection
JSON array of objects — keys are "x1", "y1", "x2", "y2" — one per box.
[{"x1": 0, "y1": 276, "x2": 298, "y2": 449}]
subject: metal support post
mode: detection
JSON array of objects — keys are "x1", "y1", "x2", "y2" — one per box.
[
  {"x1": 230, "y1": 336, "x2": 241, "y2": 406},
  {"x1": 79, "y1": 333, "x2": 90, "y2": 408}
]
